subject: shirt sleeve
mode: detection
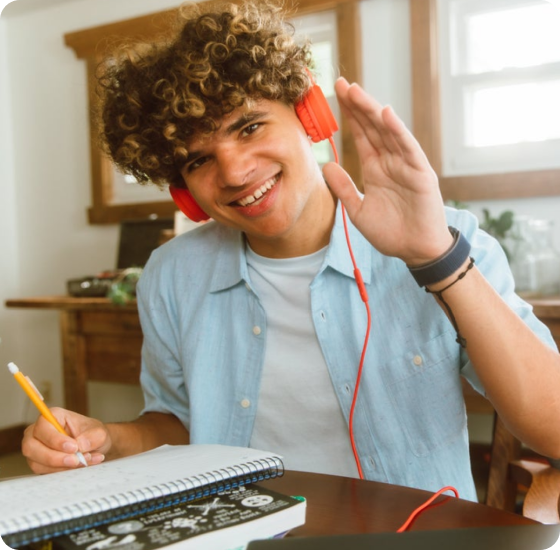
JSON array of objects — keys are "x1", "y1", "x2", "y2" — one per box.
[
  {"x1": 446, "y1": 207, "x2": 558, "y2": 395},
  {"x1": 136, "y1": 259, "x2": 191, "y2": 430}
]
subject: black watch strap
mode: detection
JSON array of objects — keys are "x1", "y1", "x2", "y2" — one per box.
[{"x1": 408, "y1": 227, "x2": 472, "y2": 287}]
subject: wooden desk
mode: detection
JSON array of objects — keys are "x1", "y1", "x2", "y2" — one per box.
[
  {"x1": 265, "y1": 470, "x2": 536, "y2": 536},
  {"x1": 5, "y1": 296, "x2": 560, "y2": 417},
  {"x1": 5, "y1": 297, "x2": 141, "y2": 415}
]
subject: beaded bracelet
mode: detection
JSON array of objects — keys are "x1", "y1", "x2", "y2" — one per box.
[
  {"x1": 425, "y1": 257, "x2": 476, "y2": 348},
  {"x1": 407, "y1": 227, "x2": 474, "y2": 348}
]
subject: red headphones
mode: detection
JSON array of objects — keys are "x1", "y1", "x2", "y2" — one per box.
[{"x1": 169, "y1": 78, "x2": 338, "y2": 222}]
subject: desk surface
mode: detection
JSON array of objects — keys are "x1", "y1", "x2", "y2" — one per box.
[{"x1": 263, "y1": 471, "x2": 535, "y2": 537}]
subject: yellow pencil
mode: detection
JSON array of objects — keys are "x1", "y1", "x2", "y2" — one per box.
[{"x1": 7, "y1": 362, "x2": 88, "y2": 467}]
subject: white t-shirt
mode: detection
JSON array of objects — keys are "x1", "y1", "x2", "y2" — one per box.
[{"x1": 247, "y1": 245, "x2": 359, "y2": 478}]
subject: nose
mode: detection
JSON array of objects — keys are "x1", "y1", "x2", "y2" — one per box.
[{"x1": 215, "y1": 143, "x2": 256, "y2": 188}]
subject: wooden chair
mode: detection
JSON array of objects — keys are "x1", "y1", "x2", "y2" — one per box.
[
  {"x1": 463, "y1": 379, "x2": 560, "y2": 524},
  {"x1": 486, "y1": 414, "x2": 560, "y2": 523}
]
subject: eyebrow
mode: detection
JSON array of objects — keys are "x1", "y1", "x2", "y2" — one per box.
[
  {"x1": 224, "y1": 110, "x2": 267, "y2": 136},
  {"x1": 184, "y1": 110, "x2": 269, "y2": 166}
]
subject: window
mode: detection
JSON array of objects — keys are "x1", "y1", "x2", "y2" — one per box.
[
  {"x1": 439, "y1": 0, "x2": 560, "y2": 177},
  {"x1": 410, "y1": 0, "x2": 560, "y2": 201}
]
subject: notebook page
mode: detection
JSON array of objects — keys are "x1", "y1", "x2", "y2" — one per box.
[{"x1": 0, "y1": 444, "x2": 282, "y2": 530}]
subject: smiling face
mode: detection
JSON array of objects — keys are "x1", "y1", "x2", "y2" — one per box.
[{"x1": 180, "y1": 100, "x2": 337, "y2": 258}]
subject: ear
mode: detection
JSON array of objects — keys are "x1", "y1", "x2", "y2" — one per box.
[{"x1": 169, "y1": 186, "x2": 211, "y2": 222}]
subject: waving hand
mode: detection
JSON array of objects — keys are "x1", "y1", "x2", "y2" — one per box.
[{"x1": 323, "y1": 78, "x2": 453, "y2": 266}]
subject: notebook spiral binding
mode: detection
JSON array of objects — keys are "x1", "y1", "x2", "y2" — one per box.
[{"x1": 3, "y1": 456, "x2": 284, "y2": 548}]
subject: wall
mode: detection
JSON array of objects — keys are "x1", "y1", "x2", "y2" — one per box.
[
  {"x1": 0, "y1": 0, "x2": 183, "y2": 427},
  {"x1": 1, "y1": 0, "x2": 559, "y2": 432},
  {"x1": 0, "y1": 3, "x2": 24, "y2": 427}
]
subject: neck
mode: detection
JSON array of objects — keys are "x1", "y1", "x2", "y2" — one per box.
[{"x1": 246, "y1": 187, "x2": 337, "y2": 259}]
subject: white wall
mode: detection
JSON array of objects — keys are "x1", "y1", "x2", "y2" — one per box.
[
  {"x1": 0, "y1": 0, "x2": 183, "y2": 427},
  {"x1": 1, "y1": 0, "x2": 559, "y2": 431},
  {"x1": 0, "y1": 5, "x2": 24, "y2": 427}
]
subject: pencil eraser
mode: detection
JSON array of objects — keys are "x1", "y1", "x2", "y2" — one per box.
[{"x1": 7, "y1": 362, "x2": 19, "y2": 374}]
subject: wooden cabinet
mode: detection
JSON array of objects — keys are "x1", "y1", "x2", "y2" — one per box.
[{"x1": 5, "y1": 297, "x2": 141, "y2": 416}]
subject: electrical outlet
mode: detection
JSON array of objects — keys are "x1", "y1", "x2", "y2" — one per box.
[{"x1": 39, "y1": 380, "x2": 52, "y2": 403}]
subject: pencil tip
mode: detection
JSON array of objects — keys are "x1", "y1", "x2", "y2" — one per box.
[{"x1": 76, "y1": 452, "x2": 88, "y2": 467}]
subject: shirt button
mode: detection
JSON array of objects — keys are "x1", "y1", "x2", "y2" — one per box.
[
  {"x1": 245, "y1": 282, "x2": 252, "y2": 291},
  {"x1": 252, "y1": 326, "x2": 261, "y2": 335},
  {"x1": 240, "y1": 399, "x2": 251, "y2": 408},
  {"x1": 413, "y1": 355, "x2": 423, "y2": 366}
]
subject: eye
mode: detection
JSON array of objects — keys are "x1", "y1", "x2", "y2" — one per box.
[
  {"x1": 185, "y1": 156, "x2": 209, "y2": 173},
  {"x1": 241, "y1": 123, "x2": 261, "y2": 137}
]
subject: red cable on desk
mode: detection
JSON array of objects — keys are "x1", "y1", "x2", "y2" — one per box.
[{"x1": 396, "y1": 486, "x2": 460, "y2": 532}]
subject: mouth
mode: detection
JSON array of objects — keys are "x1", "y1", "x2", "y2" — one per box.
[{"x1": 233, "y1": 174, "x2": 280, "y2": 207}]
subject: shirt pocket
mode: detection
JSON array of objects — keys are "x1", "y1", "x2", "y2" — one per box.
[{"x1": 385, "y1": 333, "x2": 467, "y2": 457}]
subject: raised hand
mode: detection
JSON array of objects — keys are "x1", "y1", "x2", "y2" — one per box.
[{"x1": 323, "y1": 77, "x2": 453, "y2": 266}]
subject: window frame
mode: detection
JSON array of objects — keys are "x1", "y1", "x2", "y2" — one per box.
[
  {"x1": 410, "y1": 0, "x2": 560, "y2": 202},
  {"x1": 64, "y1": 0, "x2": 362, "y2": 224}
]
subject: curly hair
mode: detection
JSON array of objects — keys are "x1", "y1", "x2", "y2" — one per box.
[{"x1": 97, "y1": 1, "x2": 314, "y2": 189}]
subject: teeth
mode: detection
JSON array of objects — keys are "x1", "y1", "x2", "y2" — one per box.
[{"x1": 237, "y1": 176, "x2": 278, "y2": 207}]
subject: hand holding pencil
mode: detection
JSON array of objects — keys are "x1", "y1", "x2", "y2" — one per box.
[{"x1": 7, "y1": 362, "x2": 88, "y2": 467}]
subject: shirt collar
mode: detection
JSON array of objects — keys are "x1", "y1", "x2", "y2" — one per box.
[
  {"x1": 208, "y1": 201, "x2": 373, "y2": 292},
  {"x1": 208, "y1": 226, "x2": 249, "y2": 293},
  {"x1": 323, "y1": 202, "x2": 373, "y2": 284}
]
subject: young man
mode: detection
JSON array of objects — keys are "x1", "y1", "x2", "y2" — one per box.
[{"x1": 22, "y1": 1, "x2": 560, "y2": 502}]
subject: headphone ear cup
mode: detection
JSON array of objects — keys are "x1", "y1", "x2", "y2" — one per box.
[
  {"x1": 295, "y1": 84, "x2": 339, "y2": 143},
  {"x1": 169, "y1": 186, "x2": 211, "y2": 222}
]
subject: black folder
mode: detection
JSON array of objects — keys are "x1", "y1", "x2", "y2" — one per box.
[{"x1": 247, "y1": 524, "x2": 560, "y2": 550}]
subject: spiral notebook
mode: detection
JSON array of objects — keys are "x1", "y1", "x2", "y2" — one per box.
[{"x1": 0, "y1": 444, "x2": 285, "y2": 548}]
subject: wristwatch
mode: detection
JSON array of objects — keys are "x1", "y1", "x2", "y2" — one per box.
[{"x1": 407, "y1": 227, "x2": 471, "y2": 287}]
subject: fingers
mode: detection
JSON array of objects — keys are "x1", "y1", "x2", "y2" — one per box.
[
  {"x1": 335, "y1": 77, "x2": 428, "y2": 171},
  {"x1": 380, "y1": 105, "x2": 431, "y2": 169},
  {"x1": 334, "y1": 79, "x2": 388, "y2": 161},
  {"x1": 334, "y1": 78, "x2": 395, "y2": 154},
  {"x1": 22, "y1": 409, "x2": 108, "y2": 474},
  {"x1": 22, "y1": 421, "x2": 78, "y2": 473}
]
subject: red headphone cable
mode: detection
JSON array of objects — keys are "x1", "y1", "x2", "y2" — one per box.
[
  {"x1": 328, "y1": 136, "x2": 371, "y2": 480},
  {"x1": 328, "y1": 137, "x2": 459, "y2": 525},
  {"x1": 396, "y1": 486, "x2": 459, "y2": 532}
]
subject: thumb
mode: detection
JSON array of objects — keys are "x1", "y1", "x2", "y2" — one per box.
[{"x1": 322, "y1": 162, "x2": 363, "y2": 218}]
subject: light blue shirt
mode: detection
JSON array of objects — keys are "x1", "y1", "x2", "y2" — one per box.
[{"x1": 137, "y1": 204, "x2": 557, "y2": 502}]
